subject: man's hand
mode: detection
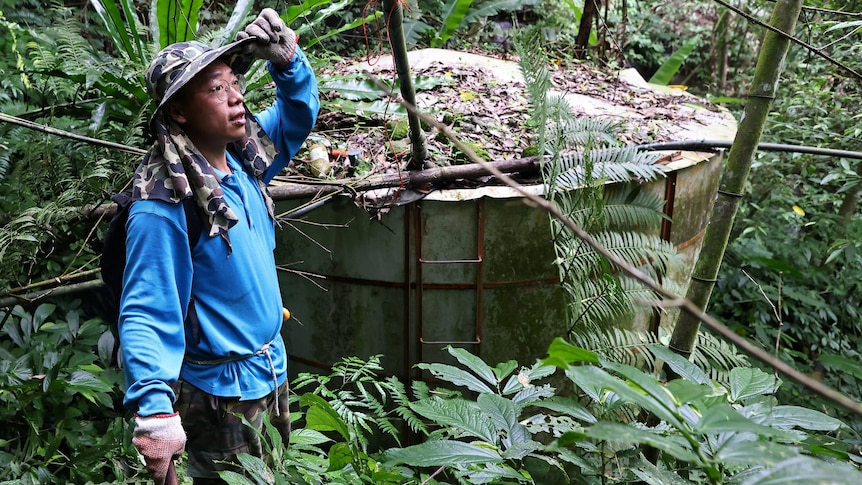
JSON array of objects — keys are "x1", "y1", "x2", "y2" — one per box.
[
  {"x1": 236, "y1": 8, "x2": 298, "y2": 65},
  {"x1": 132, "y1": 413, "x2": 186, "y2": 485}
]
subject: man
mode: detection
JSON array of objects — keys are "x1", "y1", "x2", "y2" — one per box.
[{"x1": 119, "y1": 9, "x2": 318, "y2": 484}]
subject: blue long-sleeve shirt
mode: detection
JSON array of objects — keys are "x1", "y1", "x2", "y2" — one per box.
[{"x1": 121, "y1": 49, "x2": 319, "y2": 416}]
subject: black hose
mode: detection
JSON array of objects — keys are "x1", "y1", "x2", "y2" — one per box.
[{"x1": 638, "y1": 139, "x2": 862, "y2": 160}]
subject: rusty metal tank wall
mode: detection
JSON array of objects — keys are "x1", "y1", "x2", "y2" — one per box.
[
  {"x1": 274, "y1": 150, "x2": 725, "y2": 381},
  {"x1": 274, "y1": 193, "x2": 568, "y2": 381}
]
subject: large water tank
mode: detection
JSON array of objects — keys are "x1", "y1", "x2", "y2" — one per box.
[{"x1": 274, "y1": 148, "x2": 725, "y2": 382}]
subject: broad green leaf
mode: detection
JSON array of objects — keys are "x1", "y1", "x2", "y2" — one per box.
[
  {"x1": 603, "y1": 360, "x2": 682, "y2": 414},
  {"x1": 493, "y1": 360, "x2": 518, "y2": 382},
  {"x1": 501, "y1": 364, "x2": 555, "y2": 396},
  {"x1": 729, "y1": 367, "x2": 778, "y2": 402},
  {"x1": 300, "y1": 393, "x2": 350, "y2": 441},
  {"x1": 234, "y1": 452, "x2": 274, "y2": 484},
  {"x1": 218, "y1": 470, "x2": 255, "y2": 485},
  {"x1": 327, "y1": 99, "x2": 407, "y2": 117},
  {"x1": 715, "y1": 439, "x2": 799, "y2": 467},
  {"x1": 327, "y1": 442, "x2": 352, "y2": 472},
  {"x1": 413, "y1": 75, "x2": 457, "y2": 91},
  {"x1": 383, "y1": 440, "x2": 502, "y2": 467},
  {"x1": 696, "y1": 404, "x2": 796, "y2": 441},
  {"x1": 447, "y1": 346, "x2": 497, "y2": 387},
  {"x1": 322, "y1": 78, "x2": 388, "y2": 101},
  {"x1": 433, "y1": 0, "x2": 474, "y2": 48},
  {"x1": 477, "y1": 393, "x2": 528, "y2": 445},
  {"x1": 649, "y1": 344, "x2": 710, "y2": 384},
  {"x1": 530, "y1": 396, "x2": 596, "y2": 423},
  {"x1": 285, "y1": 0, "x2": 335, "y2": 21},
  {"x1": 411, "y1": 397, "x2": 497, "y2": 443},
  {"x1": 90, "y1": 0, "x2": 134, "y2": 61},
  {"x1": 155, "y1": 0, "x2": 204, "y2": 47},
  {"x1": 556, "y1": 430, "x2": 589, "y2": 447},
  {"x1": 739, "y1": 455, "x2": 862, "y2": 485},
  {"x1": 585, "y1": 422, "x2": 698, "y2": 462},
  {"x1": 67, "y1": 369, "x2": 112, "y2": 393},
  {"x1": 465, "y1": 462, "x2": 532, "y2": 482},
  {"x1": 97, "y1": 332, "x2": 115, "y2": 365},
  {"x1": 289, "y1": 428, "x2": 332, "y2": 447},
  {"x1": 502, "y1": 361, "x2": 557, "y2": 395},
  {"x1": 510, "y1": 383, "x2": 555, "y2": 405},
  {"x1": 631, "y1": 456, "x2": 695, "y2": 485},
  {"x1": 665, "y1": 379, "x2": 724, "y2": 406},
  {"x1": 543, "y1": 338, "x2": 600, "y2": 369},
  {"x1": 746, "y1": 404, "x2": 844, "y2": 432},
  {"x1": 33, "y1": 303, "x2": 56, "y2": 329},
  {"x1": 501, "y1": 440, "x2": 542, "y2": 460},
  {"x1": 649, "y1": 36, "x2": 700, "y2": 85},
  {"x1": 566, "y1": 365, "x2": 685, "y2": 429},
  {"x1": 416, "y1": 362, "x2": 494, "y2": 394},
  {"x1": 217, "y1": 0, "x2": 255, "y2": 45},
  {"x1": 117, "y1": 0, "x2": 146, "y2": 61},
  {"x1": 819, "y1": 352, "x2": 862, "y2": 380}
]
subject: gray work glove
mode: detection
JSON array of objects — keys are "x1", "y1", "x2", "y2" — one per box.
[
  {"x1": 132, "y1": 412, "x2": 186, "y2": 485},
  {"x1": 235, "y1": 8, "x2": 298, "y2": 65}
]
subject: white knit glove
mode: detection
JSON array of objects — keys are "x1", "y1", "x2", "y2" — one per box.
[
  {"x1": 235, "y1": 8, "x2": 298, "y2": 65},
  {"x1": 132, "y1": 413, "x2": 186, "y2": 485}
]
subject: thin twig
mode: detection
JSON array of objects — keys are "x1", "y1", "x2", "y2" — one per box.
[
  {"x1": 1, "y1": 268, "x2": 101, "y2": 299},
  {"x1": 742, "y1": 269, "x2": 784, "y2": 393},
  {"x1": 0, "y1": 112, "x2": 147, "y2": 156},
  {"x1": 420, "y1": 465, "x2": 447, "y2": 485},
  {"x1": 0, "y1": 279, "x2": 104, "y2": 308}
]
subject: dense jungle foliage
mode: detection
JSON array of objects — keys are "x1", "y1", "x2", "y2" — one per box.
[{"x1": 1, "y1": 0, "x2": 862, "y2": 483}]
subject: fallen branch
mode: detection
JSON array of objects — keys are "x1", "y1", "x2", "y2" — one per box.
[
  {"x1": 0, "y1": 279, "x2": 104, "y2": 309},
  {"x1": 87, "y1": 157, "x2": 543, "y2": 217}
]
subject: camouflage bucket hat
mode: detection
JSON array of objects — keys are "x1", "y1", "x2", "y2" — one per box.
[{"x1": 146, "y1": 37, "x2": 257, "y2": 116}]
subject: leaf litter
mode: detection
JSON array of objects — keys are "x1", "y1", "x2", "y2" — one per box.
[{"x1": 272, "y1": 49, "x2": 735, "y2": 213}]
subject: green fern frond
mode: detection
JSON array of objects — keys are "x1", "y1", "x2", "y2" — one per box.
[
  {"x1": 565, "y1": 277, "x2": 636, "y2": 327},
  {"x1": 514, "y1": 25, "x2": 686, "y2": 339},
  {"x1": 333, "y1": 354, "x2": 384, "y2": 384},
  {"x1": 394, "y1": 404, "x2": 428, "y2": 435},
  {"x1": 555, "y1": 147, "x2": 666, "y2": 188},
  {"x1": 602, "y1": 185, "x2": 668, "y2": 231},
  {"x1": 549, "y1": 109, "x2": 625, "y2": 148},
  {"x1": 692, "y1": 332, "x2": 751, "y2": 385},
  {"x1": 569, "y1": 323, "x2": 660, "y2": 370},
  {"x1": 411, "y1": 379, "x2": 431, "y2": 401},
  {"x1": 567, "y1": 323, "x2": 752, "y2": 388},
  {"x1": 514, "y1": 27, "x2": 552, "y2": 154},
  {"x1": 558, "y1": 231, "x2": 681, "y2": 281},
  {"x1": 356, "y1": 381, "x2": 386, "y2": 415}
]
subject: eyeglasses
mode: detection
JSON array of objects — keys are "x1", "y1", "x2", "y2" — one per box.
[{"x1": 194, "y1": 75, "x2": 246, "y2": 103}]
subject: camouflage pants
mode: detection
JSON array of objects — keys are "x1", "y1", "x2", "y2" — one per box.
[{"x1": 171, "y1": 379, "x2": 290, "y2": 481}]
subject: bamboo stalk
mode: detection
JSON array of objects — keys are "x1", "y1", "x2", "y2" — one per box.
[
  {"x1": 669, "y1": 0, "x2": 804, "y2": 358},
  {"x1": 382, "y1": 0, "x2": 427, "y2": 169}
]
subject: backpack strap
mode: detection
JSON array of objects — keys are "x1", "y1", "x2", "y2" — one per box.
[
  {"x1": 179, "y1": 197, "x2": 204, "y2": 345},
  {"x1": 181, "y1": 197, "x2": 203, "y2": 247}
]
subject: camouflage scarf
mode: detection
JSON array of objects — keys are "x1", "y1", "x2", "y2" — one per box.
[{"x1": 133, "y1": 107, "x2": 278, "y2": 253}]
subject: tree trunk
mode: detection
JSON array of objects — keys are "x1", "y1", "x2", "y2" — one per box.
[
  {"x1": 575, "y1": 0, "x2": 600, "y2": 59},
  {"x1": 716, "y1": 10, "x2": 729, "y2": 91},
  {"x1": 669, "y1": 0, "x2": 804, "y2": 358}
]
